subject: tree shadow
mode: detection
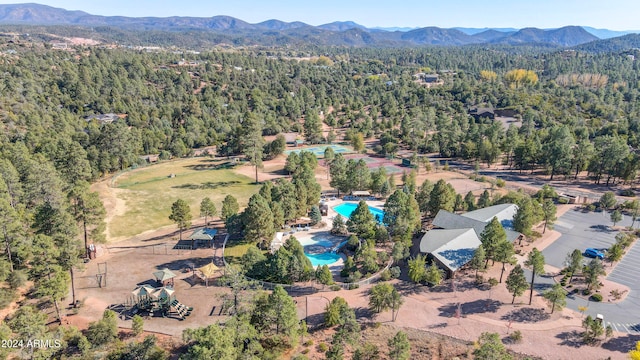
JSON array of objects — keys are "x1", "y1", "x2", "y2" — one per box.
[
  {"x1": 555, "y1": 330, "x2": 583, "y2": 348},
  {"x1": 438, "y1": 299, "x2": 501, "y2": 317},
  {"x1": 354, "y1": 306, "x2": 373, "y2": 320},
  {"x1": 589, "y1": 224, "x2": 614, "y2": 233},
  {"x1": 601, "y1": 334, "x2": 640, "y2": 353},
  {"x1": 394, "y1": 280, "x2": 428, "y2": 297},
  {"x1": 155, "y1": 256, "x2": 220, "y2": 272},
  {"x1": 184, "y1": 161, "x2": 237, "y2": 171},
  {"x1": 501, "y1": 307, "x2": 550, "y2": 323},
  {"x1": 172, "y1": 181, "x2": 241, "y2": 190}
]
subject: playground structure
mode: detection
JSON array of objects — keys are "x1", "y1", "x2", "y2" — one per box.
[{"x1": 125, "y1": 285, "x2": 193, "y2": 320}]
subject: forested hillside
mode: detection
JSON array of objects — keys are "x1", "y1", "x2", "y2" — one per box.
[{"x1": 2, "y1": 34, "x2": 640, "y2": 357}]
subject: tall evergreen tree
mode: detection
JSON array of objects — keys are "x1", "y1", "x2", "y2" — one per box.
[
  {"x1": 505, "y1": 264, "x2": 528, "y2": 304},
  {"x1": 169, "y1": 199, "x2": 192, "y2": 241},
  {"x1": 200, "y1": 197, "x2": 217, "y2": 227},
  {"x1": 243, "y1": 112, "x2": 265, "y2": 184},
  {"x1": 428, "y1": 179, "x2": 455, "y2": 216},
  {"x1": 524, "y1": 248, "x2": 545, "y2": 305},
  {"x1": 480, "y1": 217, "x2": 507, "y2": 267},
  {"x1": 243, "y1": 194, "x2": 275, "y2": 248}
]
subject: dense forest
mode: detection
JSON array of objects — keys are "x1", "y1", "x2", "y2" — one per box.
[{"x1": 2, "y1": 32, "x2": 640, "y2": 357}]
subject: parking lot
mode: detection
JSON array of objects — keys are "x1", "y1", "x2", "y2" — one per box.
[
  {"x1": 541, "y1": 208, "x2": 640, "y2": 333},
  {"x1": 542, "y1": 208, "x2": 632, "y2": 268}
]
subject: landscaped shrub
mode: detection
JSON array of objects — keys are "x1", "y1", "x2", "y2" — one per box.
[
  {"x1": 8, "y1": 269, "x2": 27, "y2": 289},
  {"x1": 620, "y1": 189, "x2": 635, "y2": 197},
  {"x1": 582, "y1": 289, "x2": 592, "y2": 296},
  {"x1": 389, "y1": 266, "x2": 401, "y2": 279},
  {"x1": 348, "y1": 283, "x2": 360, "y2": 290},
  {"x1": 329, "y1": 285, "x2": 342, "y2": 291},
  {"x1": 590, "y1": 293, "x2": 603, "y2": 302},
  {"x1": 379, "y1": 269, "x2": 391, "y2": 281},
  {"x1": 317, "y1": 343, "x2": 328, "y2": 352},
  {"x1": 557, "y1": 197, "x2": 569, "y2": 204},
  {"x1": 303, "y1": 340, "x2": 313, "y2": 347},
  {"x1": 509, "y1": 330, "x2": 523, "y2": 343},
  {"x1": 0, "y1": 288, "x2": 17, "y2": 309}
]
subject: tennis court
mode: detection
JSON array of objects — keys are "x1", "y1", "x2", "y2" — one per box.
[
  {"x1": 342, "y1": 154, "x2": 405, "y2": 174},
  {"x1": 284, "y1": 144, "x2": 351, "y2": 157}
]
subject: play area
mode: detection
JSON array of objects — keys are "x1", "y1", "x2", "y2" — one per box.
[{"x1": 126, "y1": 284, "x2": 193, "y2": 320}]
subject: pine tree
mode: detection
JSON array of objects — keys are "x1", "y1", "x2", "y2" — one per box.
[
  {"x1": 407, "y1": 254, "x2": 427, "y2": 283},
  {"x1": 524, "y1": 248, "x2": 545, "y2": 305},
  {"x1": 469, "y1": 246, "x2": 487, "y2": 279},
  {"x1": 478, "y1": 189, "x2": 492, "y2": 208},
  {"x1": 200, "y1": 197, "x2": 217, "y2": 226},
  {"x1": 309, "y1": 205, "x2": 322, "y2": 225},
  {"x1": 506, "y1": 264, "x2": 528, "y2": 304},
  {"x1": 220, "y1": 195, "x2": 239, "y2": 221},
  {"x1": 347, "y1": 200, "x2": 375, "y2": 239},
  {"x1": 543, "y1": 283, "x2": 567, "y2": 313},
  {"x1": 243, "y1": 112, "x2": 265, "y2": 183},
  {"x1": 541, "y1": 198, "x2": 556, "y2": 233},
  {"x1": 388, "y1": 331, "x2": 411, "y2": 360},
  {"x1": 428, "y1": 179, "x2": 455, "y2": 216},
  {"x1": 169, "y1": 199, "x2": 192, "y2": 241},
  {"x1": 480, "y1": 217, "x2": 507, "y2": 267},
  {"x1": 424, "y1": 261, "x2": 444, "y2": 286},
  {"x1": 243, "y1": 194, "x2": 275, "y2": 248},
  {"x1": 494, "y1": 240, "x2": 516, "y2": 283},
  {"x1": 331, "y1": 214, "x2": 347, "y2": 235},
  {"x1": 132, "y1": 315, "x2": 144, "y2": 336}
]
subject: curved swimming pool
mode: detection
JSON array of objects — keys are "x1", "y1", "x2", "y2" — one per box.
[
  {"x1": 305, "y1": 252, "x2": 342, "y2": 267},
  {"x1": 297, "y1": 233, "x2": 345, "y2": 267},
  {"x1": 333, "y1": 202, "x2": 385, "y2": 223}
]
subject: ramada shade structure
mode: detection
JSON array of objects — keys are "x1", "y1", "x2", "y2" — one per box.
[
  {"x1": 197, "y1": 262, "x2": 220, "y2": 278},
  {"x1": 197, "y1": 262, "x2": 220, "y2": 286},
  {"x1": 153, "y1": 268, "x2": 177, "y2": 286}
]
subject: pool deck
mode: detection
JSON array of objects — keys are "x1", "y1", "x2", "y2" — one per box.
[{"x1": 282, "y1": 198, "x2": 385, "y2": 272}]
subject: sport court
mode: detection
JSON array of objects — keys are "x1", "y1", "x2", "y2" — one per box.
[{"x1": 284, "y1": 144, "x2": 350, "y2": 157}]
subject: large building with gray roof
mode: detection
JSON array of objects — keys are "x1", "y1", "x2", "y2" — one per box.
[{"x1": 419, "y1": 204, "x2": 522, "y2": 277}]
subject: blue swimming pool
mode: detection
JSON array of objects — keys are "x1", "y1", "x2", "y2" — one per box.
[
  {"x1": 306, "y1": 252, "x2": 342, "y2": 267},
  {"x1": 298, "y1": 233, "x2": 344, "y2": 267},
  {"x1": 333, "y1": 202, "x2": 385, "y2": 223}
]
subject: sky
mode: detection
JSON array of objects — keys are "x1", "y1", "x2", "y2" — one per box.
[{"x1": 1, "y1": 0, "x2": 639, "y2": 30}]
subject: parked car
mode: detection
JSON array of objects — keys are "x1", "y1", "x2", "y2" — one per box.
[{"x1": 584, "y1": 248, "x2": 605, "y2": 259}]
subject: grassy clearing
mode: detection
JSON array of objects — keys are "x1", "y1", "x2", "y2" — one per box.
[
  {"x1": 109, "y1": 158, "x2": 259, "y2": 239},
  {"x1": 222, "y1": 242, "x2": 255, "y2": 265}
]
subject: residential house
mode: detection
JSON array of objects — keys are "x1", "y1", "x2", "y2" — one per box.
[{"x1": 469, "y1": 107, "x2": 495, "y2": 121}]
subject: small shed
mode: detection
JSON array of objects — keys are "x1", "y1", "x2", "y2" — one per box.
[
  {"x1": 153, "y1": 268, "x2": 177, "y2": 287},
  {"x1": 319, "y1": 202, "x2": 329, "y2": 216}
]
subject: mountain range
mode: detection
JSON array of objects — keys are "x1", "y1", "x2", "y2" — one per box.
[{"x1": 0, "y1": 3, "x2": 637, "y2": 48}]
